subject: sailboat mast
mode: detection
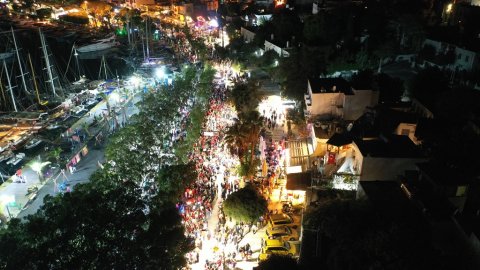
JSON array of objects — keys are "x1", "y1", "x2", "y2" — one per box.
[
  {"x1": 3, "y1": 60, "x2": 17, "y2": 112},
  {"x1": 39, "y1": 28, "x2": 56, "y2": 96},
  {"x1": 104, "y1": 56, "x2": 107, "y2": 80},
  {"x1": 28, "y1": 53, "x2": 42, "y2": 105},
  {"x1": 145, "y1": 16, "x2": 150, "y2": 60},
  {"x1": 11, "y1": 27, "x2": 30, "y2": 95}
]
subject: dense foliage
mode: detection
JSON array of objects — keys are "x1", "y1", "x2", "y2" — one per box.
[
  {"x1": 302, "y1": 198, "x2": 444, "y2": 270},
  {"x1": 0, "y1": 65, "x2": 215, "y2": 269},
  {"x1": 223, "y1": 185, "x2": 267, "y2": 223},
  {"x1": 0, "y1": 176, "x2": 191, "y2": 269}
]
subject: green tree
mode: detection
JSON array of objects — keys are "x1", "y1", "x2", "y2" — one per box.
[
  {"x1": 375, "y1": 73, "x2": 404, "y2": 104},
  {"x1": 303, "y1": 198, "x2": 439, "y2": 270},
  {"x1": 230, "y1": 80, "x2": 261, "y2": 113},
  {"x1": 47, "y1": 147, "x2": 63, "y2": 166},
  {"x1": 273, "y1": 49, "x2": 307, "y2": 101},
  {"x1": 156, "y1": 163, "x2": 197, "y2": 201},
  {"x1": 271, "y1": 9, "x2": 302, "y2": 46},
  {"x1": 223, "y1": 185, "x2": 267, "y2": 223},
  {"x1": 0, "y1": 177, "x2": 191, "y2": 269},
  {"x1": 224, "y1": 122, "x2": 247, "y2": 157},
  {"x1": 408, "y1": 67, "x2": 450, "y2": 103}
]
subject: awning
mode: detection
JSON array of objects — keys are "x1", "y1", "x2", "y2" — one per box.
[
  {"x1": 286, "y1": 172, "x2": 312, "y2": 191},
  {"x1": 326, "y1": 133, "x2": 352, "y2": 147}
]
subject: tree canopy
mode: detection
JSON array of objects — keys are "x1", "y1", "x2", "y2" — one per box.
[
  {"x1": 0, "y1": 176, "x2": 191, "y2": 269},
  {"x1": 302, "y1": 198, "x2": 441, "y2": 270},
  {"x1": 223, "y1": 185, "x2": 267, "y2": 223}
]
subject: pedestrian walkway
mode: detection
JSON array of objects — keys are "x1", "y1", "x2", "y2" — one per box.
[{"x1": 0, "y1": 91, "x2": 140, "y2": 222}]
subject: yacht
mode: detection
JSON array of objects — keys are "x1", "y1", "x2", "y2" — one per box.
[
  {"x1": 25, "y1": 138, "x2": 42, "y2": 150},
  {"x1": 76, "y1": 35, "x2": 120, "y2": 53},
  {"x1": 6, "y1": 153, "x2": 25, "y2": 166}
]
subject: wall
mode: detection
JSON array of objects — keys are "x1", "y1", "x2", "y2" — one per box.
[
  {"x1": 395, "y1": 123, "x2": 419, "y2": 144},
  {"x1": 241, "y1": 27, "x2": 256, "y2": 43},
  {"x1": 264, "y1": 40, "x2": 290, "y2": 57},
  {"x1": 423, "y1": 39, "x2": 478, "y2": 72},
  {"x1": 454, "y1": 47, "x2": 476, "y2": 71},
  {"x1": 306, "y1": 92, "x2": 343, "y2": 119},
  {"x1": 343, "y1": 89, "x2": 379, "y2": 121}
]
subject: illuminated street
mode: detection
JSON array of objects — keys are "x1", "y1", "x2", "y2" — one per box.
[{"x1": 1, "y1": 1, "x2": 480, "y2": 269}]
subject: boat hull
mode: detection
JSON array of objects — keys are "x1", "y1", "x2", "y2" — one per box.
[{"x1": 77, "y1": 42, "x2": 119, "y2": 53}]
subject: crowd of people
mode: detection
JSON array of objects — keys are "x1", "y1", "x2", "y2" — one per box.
[{"x1": 178, "y1": 63, "x2": 246, "y2": 269}]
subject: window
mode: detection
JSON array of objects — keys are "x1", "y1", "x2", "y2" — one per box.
[
  {"x1": 465, "y1": 55, "x2": 470, "y2": 62},
  {"x1": 457, "y1": 54, "x2": 462, "y2": 60},
  {"x1": 401, "y1": 129, "x2": 410, "y2": 136}
]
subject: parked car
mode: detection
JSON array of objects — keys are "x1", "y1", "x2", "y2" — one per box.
[
  {"x1": 258, "y1": 239, "x2": 299, "y2": 261},
  {"x1": 265, "y1": 226, "x2": 299, "y2": 242},
  {"x1": 71, "y1": 105, "x2": 87, "y2": 115},
  {"x1": 6, "y1": 153, "x2": 26, "y2": 166},
  {"x1": 46, "y1": 124, "x2": 60, "y2": 130},
  {"x1": 25, "y1": 138, "x2": 42, "y2": 150},
  {"x1": 268, "y1": 213, "x2": 298, "y2": 229}
]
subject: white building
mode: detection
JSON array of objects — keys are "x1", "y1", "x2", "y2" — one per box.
[
  {"x1": 304, "y1": 77, "x2": 378, "y2": 121},
  {"x1": 423, "y1": 38, "x2": 479, "y2": 72}
]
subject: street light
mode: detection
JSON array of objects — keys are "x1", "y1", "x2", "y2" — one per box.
[
  {"x1": 0, "y1": 195, "x2": 15, "y2": 219},
  {"x1": 446, "y1": 3, "x2": 453, "y2": 14},
  {"x1": 30, "y1": 160, "x2": 51, "y2": 183},
  {"x1": 155, "y1": 66, "x2": 166, "y2": 80}
]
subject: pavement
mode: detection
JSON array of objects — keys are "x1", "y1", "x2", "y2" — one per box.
[{"x1": 0, "y1": 87, "x2": 141, "y2": 222}]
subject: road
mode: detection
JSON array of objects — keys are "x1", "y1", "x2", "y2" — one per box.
[{"x1": 0, "y1": 88, "x2": 141, "y2": 221}]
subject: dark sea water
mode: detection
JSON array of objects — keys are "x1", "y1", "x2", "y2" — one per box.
[{"x1": 4, "y1": 27, "x2": 133, "y2": 83}]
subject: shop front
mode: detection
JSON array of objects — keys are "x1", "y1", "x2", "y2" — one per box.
[{"x1": 285, "y1": 172, "x2": 312, "y2": 206}]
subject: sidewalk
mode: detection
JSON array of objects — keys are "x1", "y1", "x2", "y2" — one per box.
[{"x1": 0, "y1": 89, "x2": 140, "y2": 222}]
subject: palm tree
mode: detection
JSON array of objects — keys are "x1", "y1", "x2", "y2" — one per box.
[
  {"x1": 238, "y1": 110, "x2": 264, "y2": 163},
  {"x1": 230, "y1": 80, "x2": 261, "y2": 113},
  {"x1": 81, "y1": 121, "x2": 91, "y2": 138},
  {"x1": 224, "y1": 122, "x2": 247, "y2": 158}
]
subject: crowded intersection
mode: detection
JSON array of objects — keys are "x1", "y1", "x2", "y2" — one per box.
[{"x1": 170, "y1": 59, "x2": 303, "y2": 270}]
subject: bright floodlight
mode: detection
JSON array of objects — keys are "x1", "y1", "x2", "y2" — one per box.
[
  {"x1": 30, "y1": 161, "x2": 51, "y2": 173},
  {"x1": 209, "y1": 19, "x2": 219, "y2": 28},
  {"x1": 110, "y1": 92, "x2": 120, "y2": 102},
  {"x1": 0, "y1": 195, "x2": 15, "y2": 204},
  {"x1": 129, "y1": 75, "x2": 141, "y2": 86},
  {"x1": 155, "y1": 67, "x2": 166, "y2": 79}
]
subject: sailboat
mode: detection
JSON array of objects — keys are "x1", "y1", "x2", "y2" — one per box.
[
  {"x1": 64, "y1": 46, "x2": 90, "y2": 87},
  {"x1": 76, "y1": 34, "x2": 120, "y2": 53}
]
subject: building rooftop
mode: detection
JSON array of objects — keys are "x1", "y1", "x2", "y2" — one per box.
[
  {"x1": 349, "y1": 106, "x2": 418, "y2": 139},
  {"x1": 359, "y1": 181, "x2": 425, "y2": 223},
  {"x1": 326, "y1": 132, "x2": 352, "y2": 147},
  {"x1": 354, "y1": 134, "x2": 424, "y2": 158},
  {"x1": 308, "y1": 77, "x2": 353, "y2": 95},
  {"x1": 417, "y1": 162, "x2": 472, "y2": 186}
]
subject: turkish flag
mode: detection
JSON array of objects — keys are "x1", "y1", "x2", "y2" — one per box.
[{"x1": 328, "y1": 152, "x2": 336, "y2": 164}]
